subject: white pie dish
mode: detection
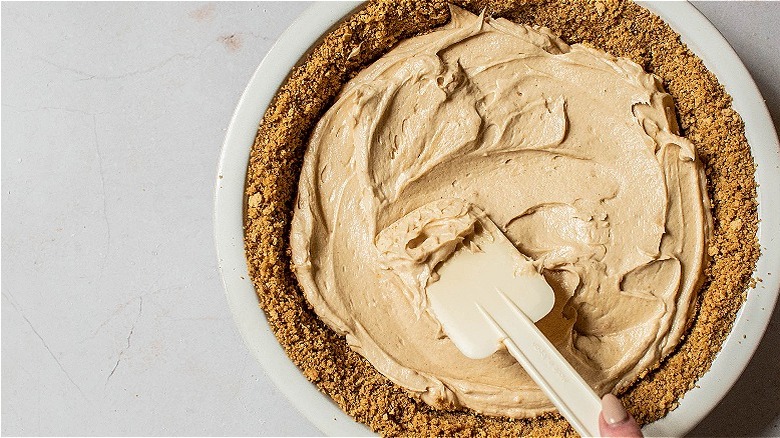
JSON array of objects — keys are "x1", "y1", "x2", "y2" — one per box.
[{"x1": 214, "y1": 1, "x2": 780, "y2": 436}]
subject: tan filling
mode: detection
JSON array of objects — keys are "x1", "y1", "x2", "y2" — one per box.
[{"x1": 290, "y1": 6, "x2": 711, "y2": 418}]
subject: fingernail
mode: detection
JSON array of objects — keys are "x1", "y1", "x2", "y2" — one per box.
[{"x1": 602, "y1": 394, "x2": 629, "y2": 425}]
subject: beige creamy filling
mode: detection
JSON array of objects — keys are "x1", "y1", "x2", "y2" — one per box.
[{"x1": 290, "y1": 6, "x2": 711, "y2": 417}]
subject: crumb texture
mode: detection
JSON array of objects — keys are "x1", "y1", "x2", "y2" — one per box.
[{"x1": 244, "y1": 0, "x2": 759, "y2": 436}]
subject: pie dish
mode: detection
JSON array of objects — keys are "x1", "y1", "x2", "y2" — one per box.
[{"x1": 215, "y1": 1, "x2": 780, "y2": 436}]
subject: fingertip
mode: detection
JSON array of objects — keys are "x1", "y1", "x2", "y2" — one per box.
[
  {"x1": 598, "y1": 394, "x2": 644, "y2": 437},
  {"x1": 601, "y1": 393, "x2": 628, "y2": 425}
]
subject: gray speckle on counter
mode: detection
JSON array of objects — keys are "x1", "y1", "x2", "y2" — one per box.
[{"x1": 1, "y1": 1, "x2": 777, "y2": 436}]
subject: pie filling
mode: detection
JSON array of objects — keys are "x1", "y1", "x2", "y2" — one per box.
[{"x1": 291, "y1": 6, "x2": 710, "y2": 417}]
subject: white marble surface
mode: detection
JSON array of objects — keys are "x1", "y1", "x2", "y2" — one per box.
[{"x1": 1, "y1": 2, "x2": 778, "y2": 436}]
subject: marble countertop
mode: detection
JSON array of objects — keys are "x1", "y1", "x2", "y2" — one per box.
[{"x1": 2, "y1": 2, "x2": 778, "y2": 436}]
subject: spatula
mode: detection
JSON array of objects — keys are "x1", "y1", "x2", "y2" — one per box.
[{"x1": 427, "y1": 213, "x2": 603, "y2": 437}]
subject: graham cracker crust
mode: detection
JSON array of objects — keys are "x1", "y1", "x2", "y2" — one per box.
[{"x1": 243, "y1": 1, "x2": 759, "y2": 435}]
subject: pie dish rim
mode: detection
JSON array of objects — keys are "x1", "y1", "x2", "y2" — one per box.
[{"x1": 214, "y1": 1, "x2": 780, "y2": 435}]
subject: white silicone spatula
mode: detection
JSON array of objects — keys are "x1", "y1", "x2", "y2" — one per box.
[{"x1": 427, "y1": 214, "x2": 602, "y2": 437}]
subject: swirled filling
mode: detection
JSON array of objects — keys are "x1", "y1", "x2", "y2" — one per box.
[{"x1": 290, "y1": 6, "x2": 710, "y2": 417}]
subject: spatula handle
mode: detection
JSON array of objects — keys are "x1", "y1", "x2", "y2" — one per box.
[{"x1": 479, "y1": 290, "x2": 602, "y2": 438}]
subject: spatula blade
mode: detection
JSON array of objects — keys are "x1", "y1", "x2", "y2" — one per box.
[{"x1": 427, "y1": 216, "x2": 555, "y2": 359}]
